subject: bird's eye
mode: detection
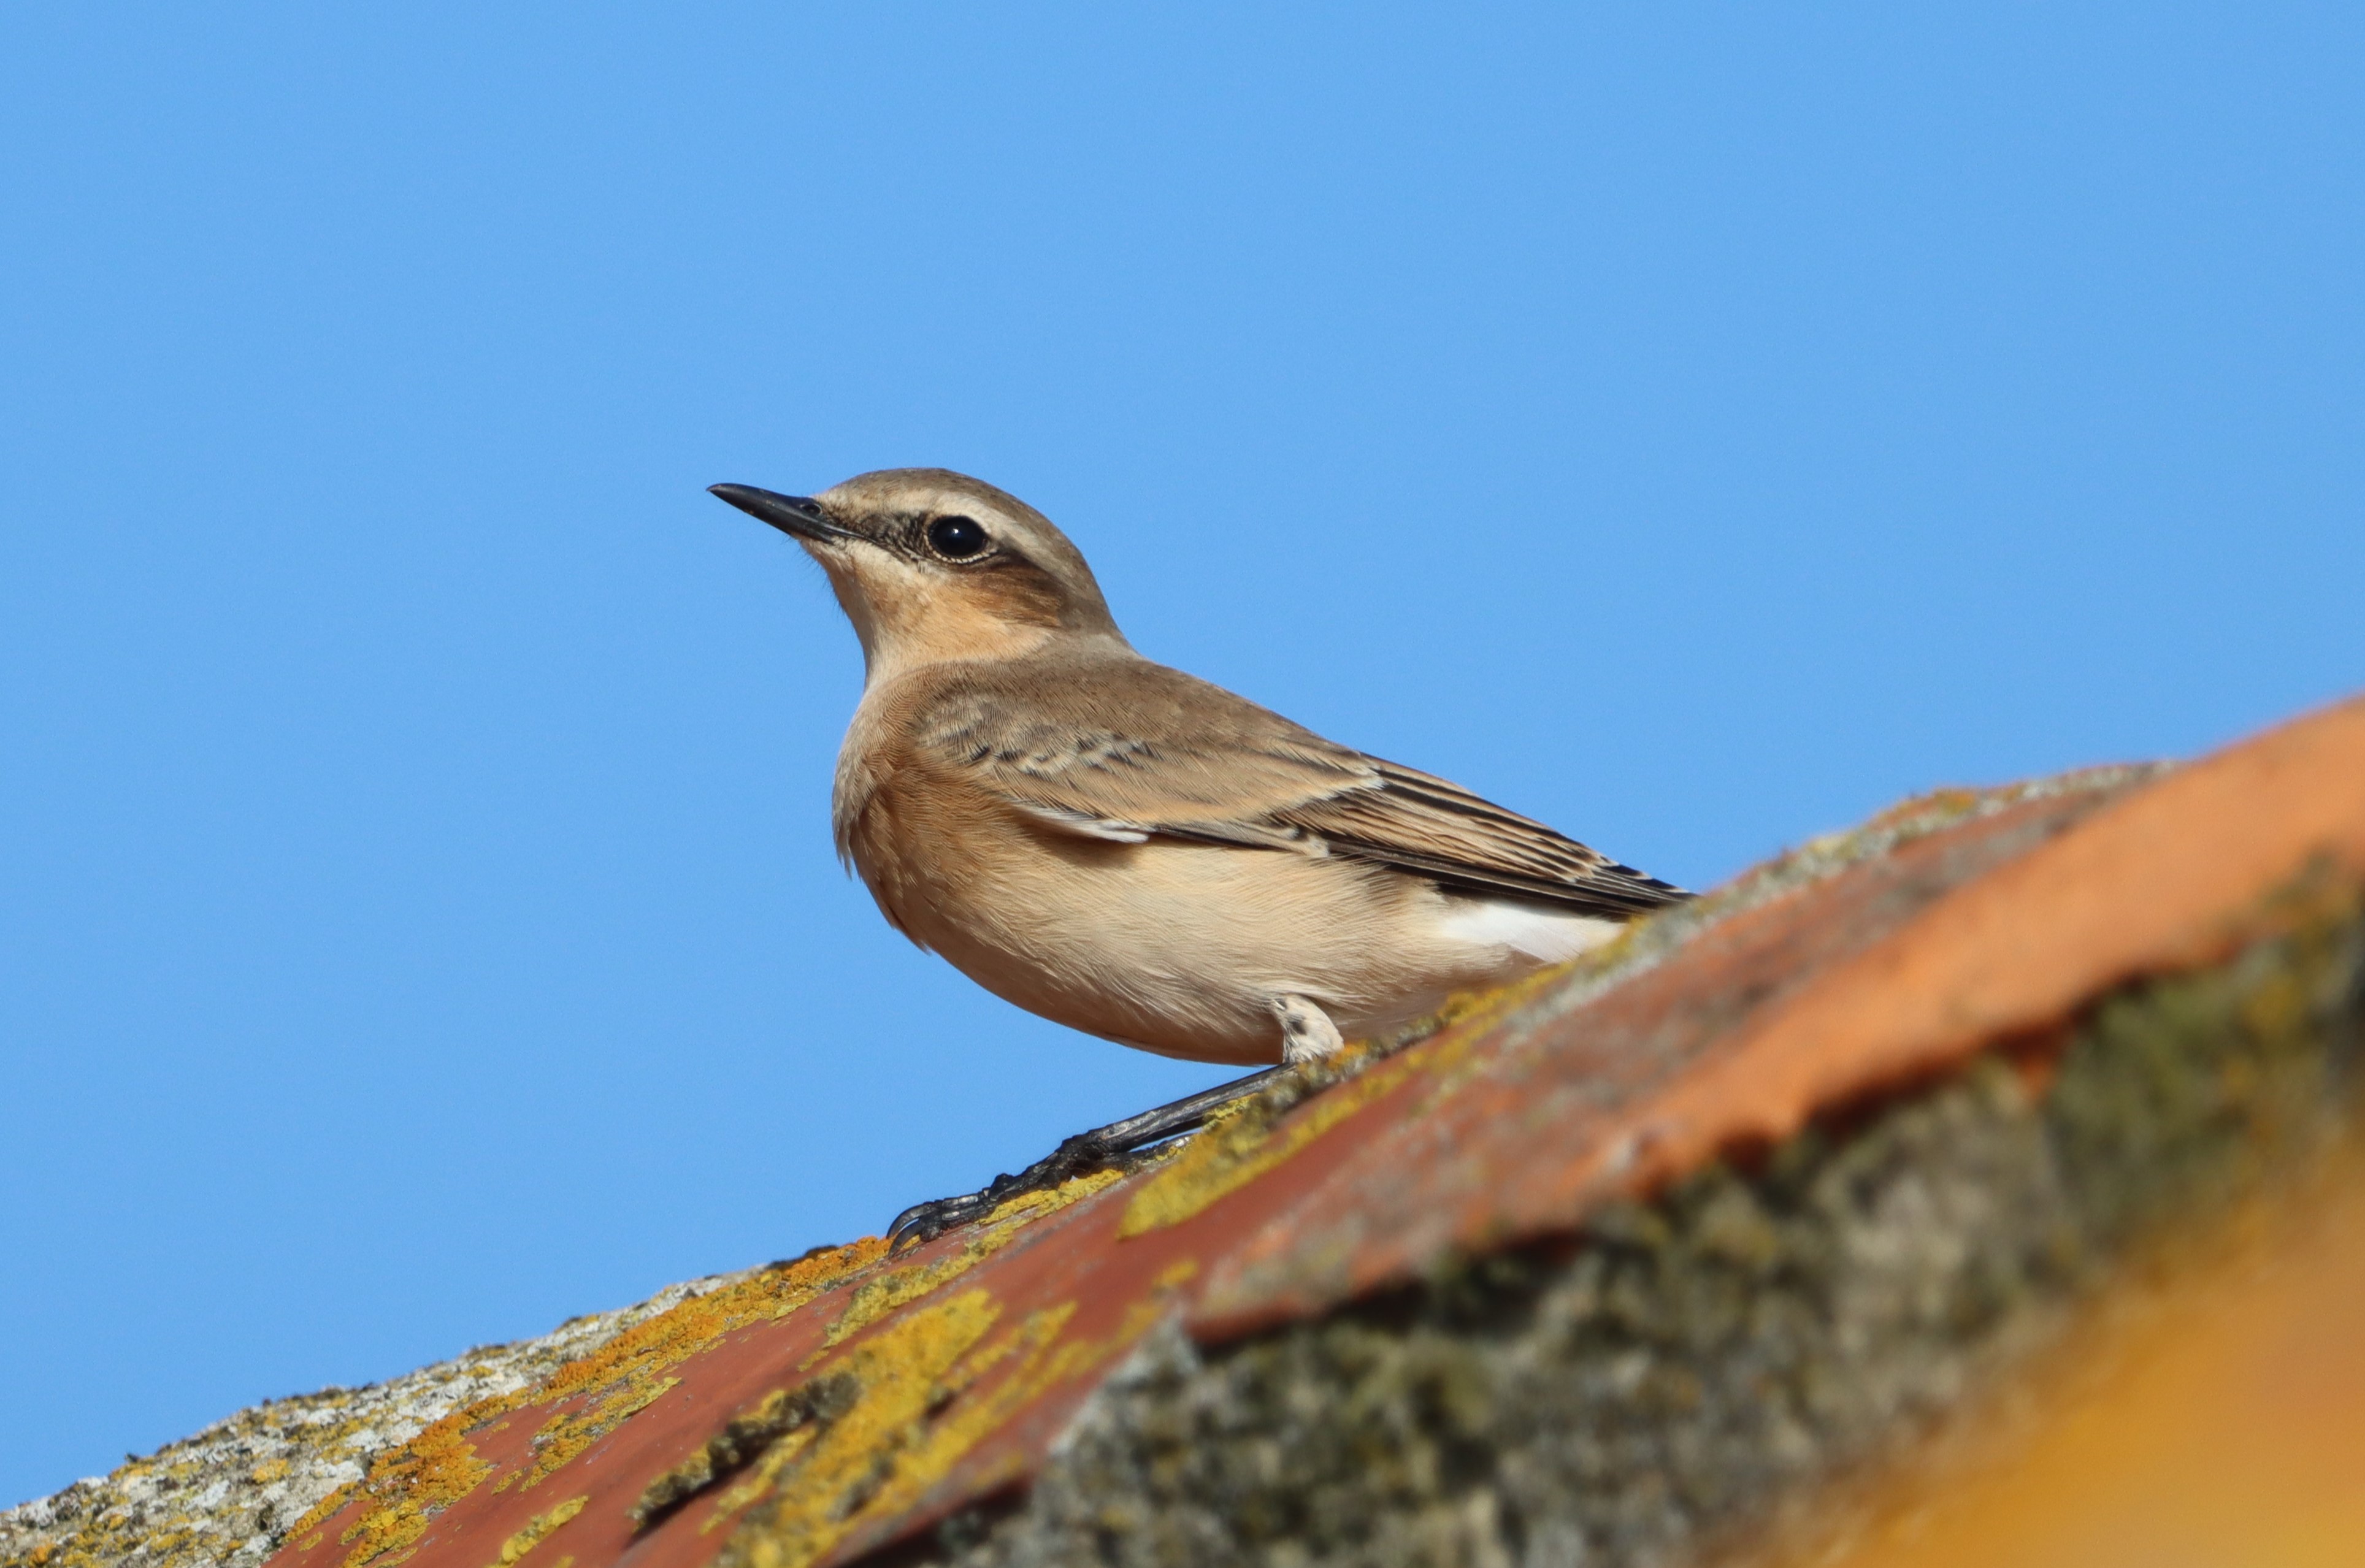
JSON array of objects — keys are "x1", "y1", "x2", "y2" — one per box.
[{"x1": 926, "y1": 514, "x2": 991, "y2": 560}]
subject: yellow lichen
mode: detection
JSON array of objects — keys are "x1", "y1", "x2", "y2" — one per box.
[
  {"x1": 696, "y1": 1425, "x2": 820, "y2": 1534},
  {"x1": 814, "y1": 1174, "x2": 1111, "y2": 1356},
  {"x1": 520, "y1": 1376, "x2": 680, "y2": 1490},
  {"x1": 1152, "y1": 1256, "x2": 1200, "y2": 1291},
  {"x1": 725, "y1": 1288, "x2": 1182, "y2": 1568},
  {"x1": 479, "y1": 1495, "x2": 586, "y2": 1568},
  {"x1": 1119, "y1": 1049, "x2": 1422, "y2": 1236},
  {"x1": 633, "y1": 1372, "x2": 864, "y2": 1529},
  {"x1": 983, "y1": 1165, "x2": 1125, "y2": 1226},
  {"x1": 534, "y1": 1241, "x2": 886, "y2": 1413},
  {"x1": 816, "y1": 1251, "x2": 991, "y2": 1356},
  {"x1": 645, "y1": 1182, "x2": 1127, "y2": 1536},
  {"x1": 725, "y1": 1291, "x2": 1005, "y2": 1568}
]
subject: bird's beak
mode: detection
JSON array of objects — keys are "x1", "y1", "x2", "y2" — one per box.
[{"x1": 708, "y1": 483, "x2": 859, "y2": 546}]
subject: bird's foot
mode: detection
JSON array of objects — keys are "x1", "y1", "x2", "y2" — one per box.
[
  {"x1": 884, "y1": 1065, "x2": 1293, "y2": 1250},
  {"x1": 1271, "y1": 993, "x2": 1345, "y2": 1065}
]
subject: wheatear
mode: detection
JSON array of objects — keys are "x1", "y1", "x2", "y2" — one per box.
[{"x1": 711, "y1": 469, "x2": 1688, "y2": 1236}]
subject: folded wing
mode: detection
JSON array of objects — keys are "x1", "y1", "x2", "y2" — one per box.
[{"x1": 910, "y1": 654, "x2": 1690, "y2": 922}]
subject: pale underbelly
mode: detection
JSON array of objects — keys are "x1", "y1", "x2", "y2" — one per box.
[{"x1": 863, "y1": 831, "x2": 1616, "y2": 1065}]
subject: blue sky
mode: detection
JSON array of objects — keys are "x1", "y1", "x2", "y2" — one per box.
[{"x1": 3, "y1": 4, "x2": 2359, "y2": 1504}]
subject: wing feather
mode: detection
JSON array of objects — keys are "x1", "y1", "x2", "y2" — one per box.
[{"x1": 903, "y1": 652, "x2": 1688, "y2": 920}]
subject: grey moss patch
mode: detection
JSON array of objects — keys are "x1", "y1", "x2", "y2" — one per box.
[
  {"x1": 903, "y1": 888, "x2": 2364, "y2": 1568},
  {"x1": 1, "y1": 1273, "x2": 745, "y2": 1568}
]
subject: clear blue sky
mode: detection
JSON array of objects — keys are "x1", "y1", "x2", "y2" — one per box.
[{"x1": 4, "y1": 4, "x2": 2359, "y2": 1505}]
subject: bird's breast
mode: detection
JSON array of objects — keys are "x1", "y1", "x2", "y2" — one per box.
[
  {"x1": 828, "y1": 721, "x2": 1622, "y2": 1063},
  {"x1": 838, "y1": 760, "x2": 1021, "y2": 946}
]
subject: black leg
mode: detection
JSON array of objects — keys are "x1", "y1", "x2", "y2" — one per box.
[{"x1": 884, "y1": 1066, "x2": 1292, "y2": 1250}]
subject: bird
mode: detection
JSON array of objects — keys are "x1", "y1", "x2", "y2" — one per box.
[{"x1": 709, "y1": 468, "x2": 1690, "y2": 1239}]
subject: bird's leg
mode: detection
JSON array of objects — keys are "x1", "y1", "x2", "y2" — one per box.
[
  {"x1": 1271, "y1": 993, "x2": 1345, "y2": 1065},
  {"x1": 884, "y1": 998, "x2": 1351, "y2": 1249},
  {"x1": 884, "y1": 1065, "x2": 1293, "y2": 1250}
]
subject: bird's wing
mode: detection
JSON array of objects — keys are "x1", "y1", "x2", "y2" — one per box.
[
  {"x1": 906, "y1": 654, "x2": 1690, "y2": 921},
  {"x1": 907, "y1": 656, "x2": 1378, "y2": 851},
  {"x1": 1268, "y1": 758, "x2": 1690, "y2": 918}
]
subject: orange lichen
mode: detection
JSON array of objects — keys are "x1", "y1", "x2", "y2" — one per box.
[
  {"x1": 286, "y1": 1480, "x2": 362, "y2": 1543},
  {"x1": 280, "y1": 1242, "x2": 897, "y2": 1568},
  {"x1": 335, "y1": 1409, "x2": 494, "y2": 1568},
  {"x1": 534, "y1": 1242, "x2": 886, "y2": 1415}
]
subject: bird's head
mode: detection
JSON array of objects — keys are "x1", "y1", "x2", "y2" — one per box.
[{"x1": 711, "y1": 468, "x2": 1125, "y2": 682}]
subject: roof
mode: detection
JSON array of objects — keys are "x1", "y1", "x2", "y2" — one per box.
[{"x1": 17, "y1": 694, "x2": 2365, "y2": 1568}]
